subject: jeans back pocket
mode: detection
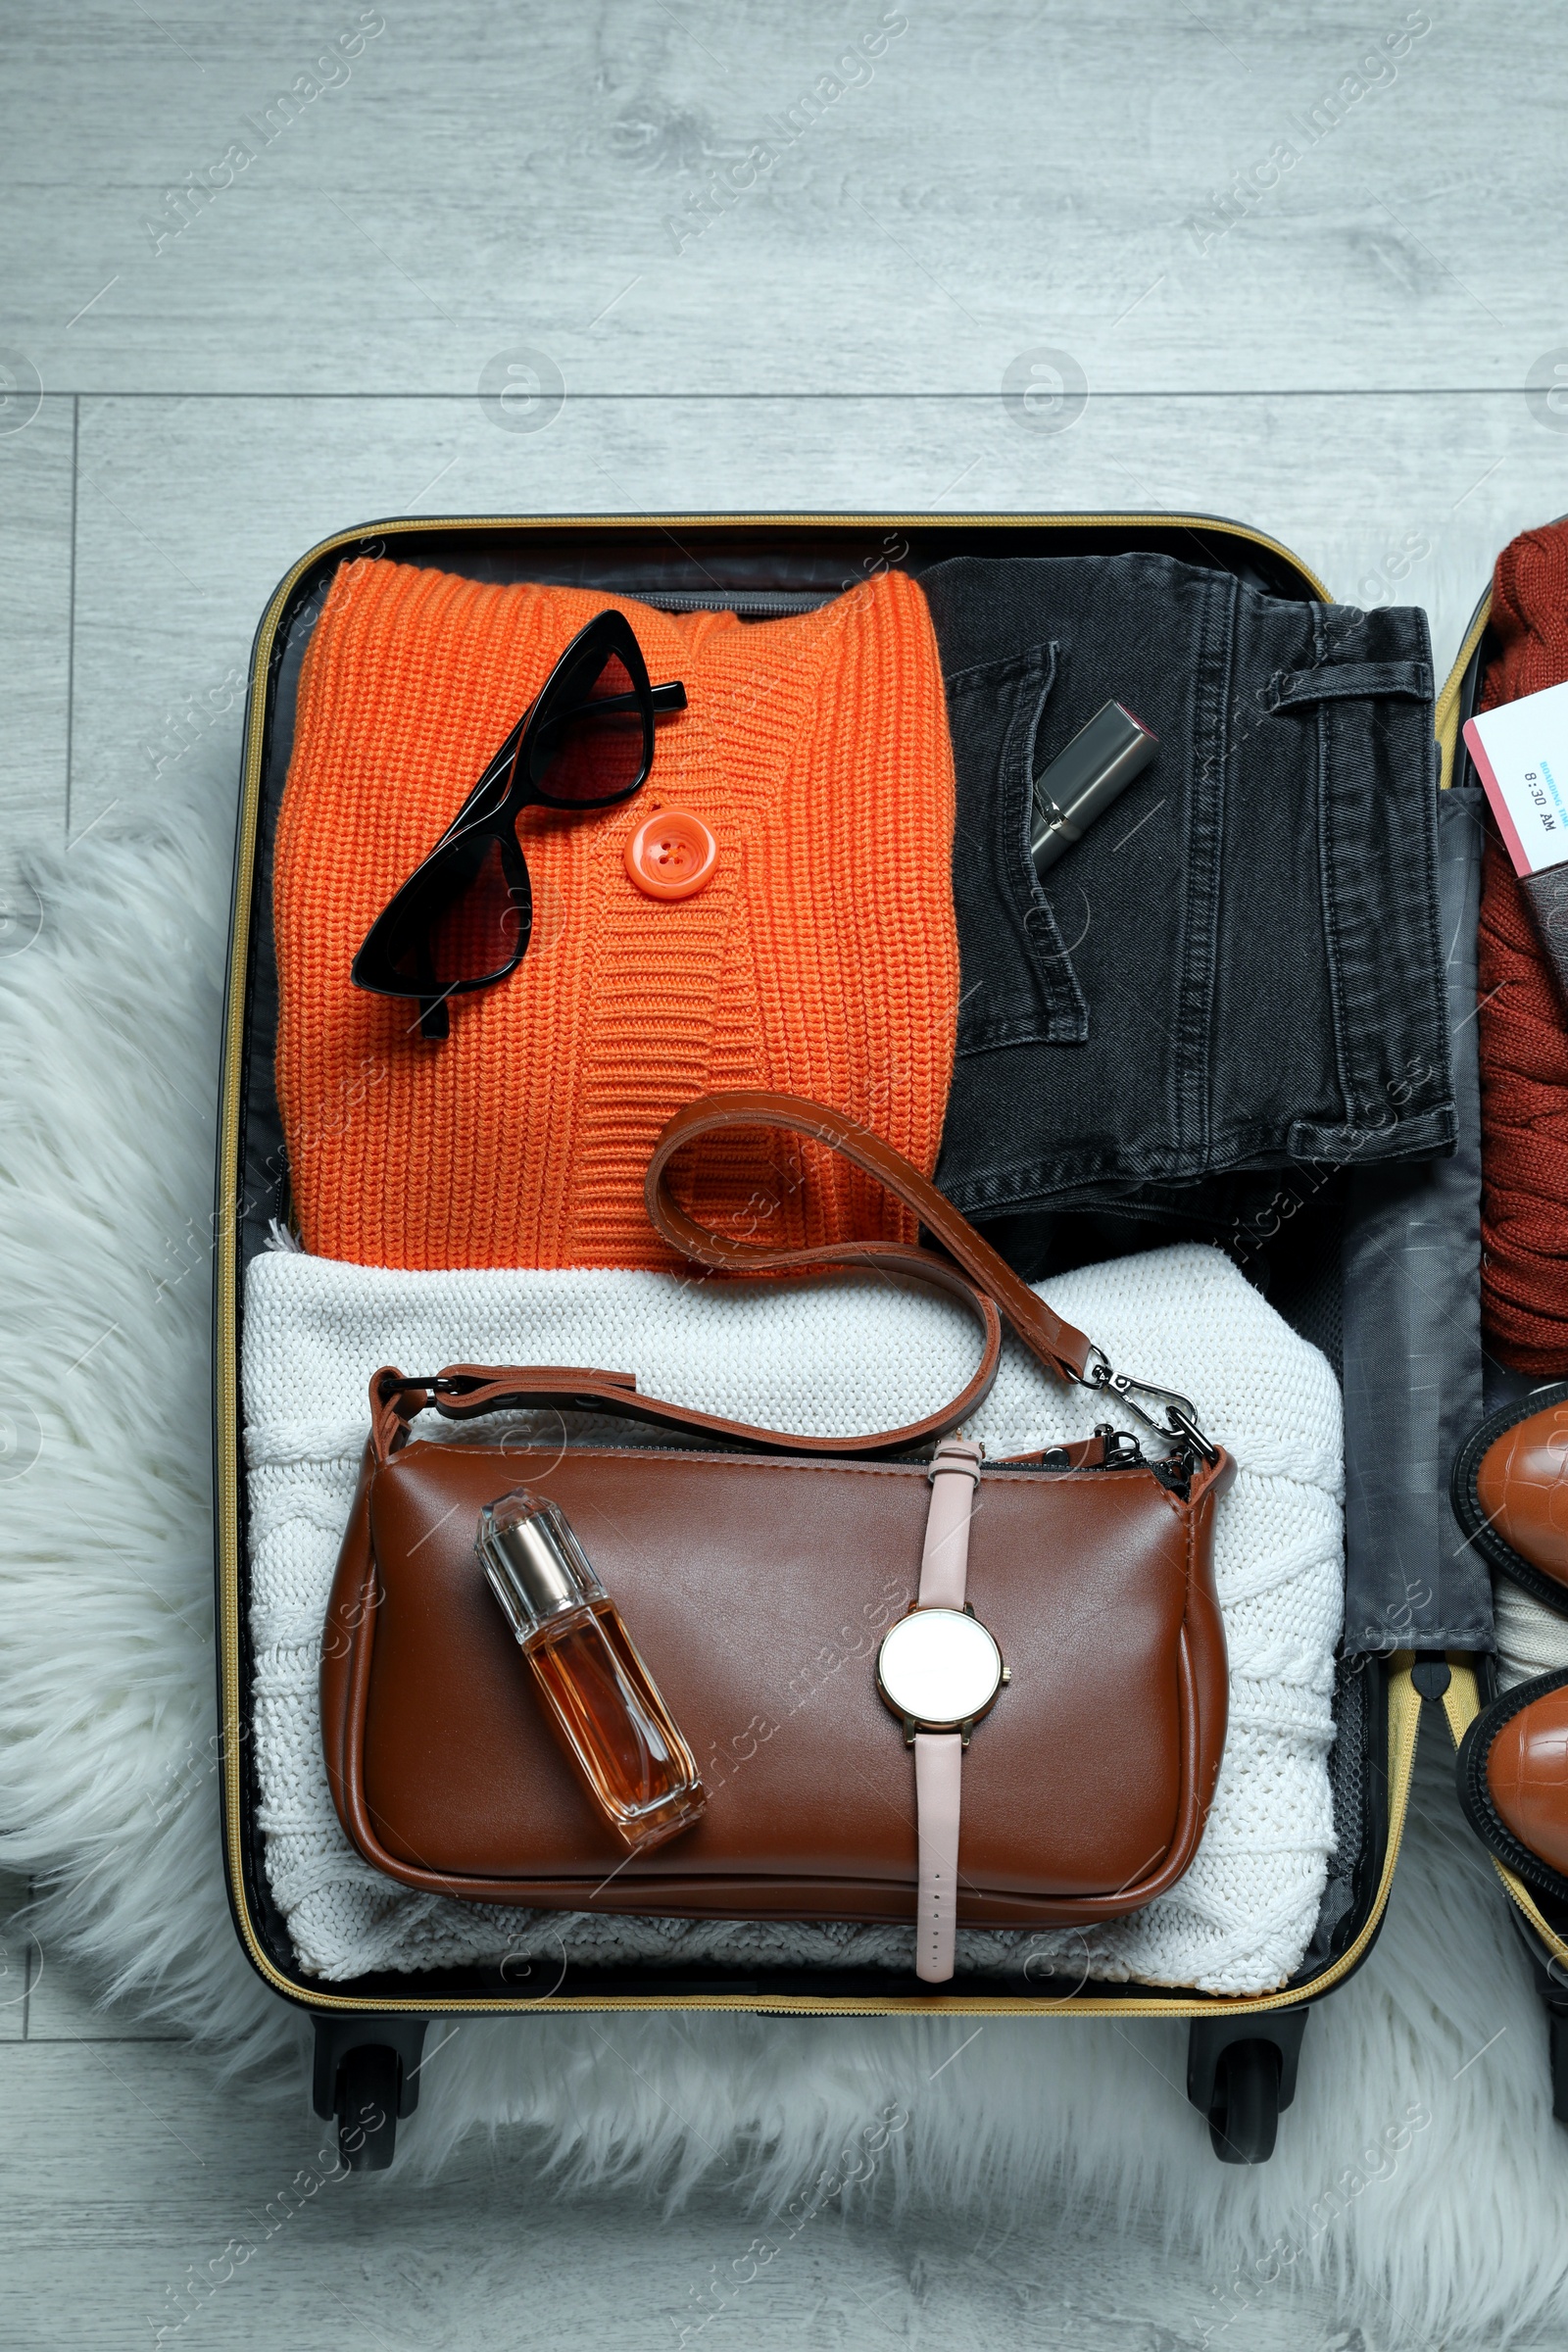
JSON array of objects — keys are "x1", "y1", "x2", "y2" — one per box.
[{"x1": 945, "y1": 642, "x2": 1090, "y2": 1053}]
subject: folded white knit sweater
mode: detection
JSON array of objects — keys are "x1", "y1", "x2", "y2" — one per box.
[
  {"x1": 1494, "y1": 1577, "x2": 1568, "y2": 1689},
  {"x1": 242, "y1": 1241, "x2": 1344, "y2": 1992}
]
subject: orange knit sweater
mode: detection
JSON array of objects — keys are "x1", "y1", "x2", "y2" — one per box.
[{"x1": 273, "y1": 559, "x2": 959, "y2": 1270}]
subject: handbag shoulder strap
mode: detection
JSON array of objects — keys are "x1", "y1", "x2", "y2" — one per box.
[
  {"x1": 372, "y1": 1092, "x2": 1211, "y2": 1465},
  {"x1": 645, "y1": 1091, "x2": 1095, "y2": 1385}
]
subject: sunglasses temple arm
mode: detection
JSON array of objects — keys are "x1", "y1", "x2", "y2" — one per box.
[
  {"x1": 471, "y1": 680, "x2": 685, "y2": 777},
  {"x1": 535, "y1": 679, "x2": 687, "y2": 731},
  {"x1": 486, "y1": 680, "x2": 686, "y2": 769},
  {"x1": 550, "y1": 680, "x2": 687, "y2": 718},
  {"x1": 431, "y1": 675, "x2": 687, "y2": 844}
]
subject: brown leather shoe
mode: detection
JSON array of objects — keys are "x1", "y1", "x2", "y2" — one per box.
[
  {"x1": 1452, "y1": 1383, "x2": 1568, "y2": 1619},
  {"x1": 1458, "y1": 1668, "x2": 1568, "y2": 1908}
]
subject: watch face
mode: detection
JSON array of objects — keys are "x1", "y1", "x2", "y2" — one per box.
[{"x1": 876, "y1": 1607, "x2": 1004, "y2": 1731}]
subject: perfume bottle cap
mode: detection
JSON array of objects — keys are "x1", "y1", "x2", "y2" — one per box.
[{"x1": 476, "y1": 1490, "x2": 604, "y2": 1638}]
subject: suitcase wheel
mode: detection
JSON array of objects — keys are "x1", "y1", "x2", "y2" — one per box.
[
  {"x1": 1186, "y1": 2008, "x2": 1305, "y2": 2165},
  {"x1": 312, "y1": 2018, "x2": 428, "y2": 2175},
  {"x1": 1204, "y1": 2037, "x2": 1282, "y2": 2164},
  {"x1": 336, "y1": 2041, "x2": 402, "y2": 2172}
]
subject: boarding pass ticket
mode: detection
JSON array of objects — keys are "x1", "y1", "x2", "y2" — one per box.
[{"x1": 1464, "y1": 678, "x2": 1568, "y2": 878}]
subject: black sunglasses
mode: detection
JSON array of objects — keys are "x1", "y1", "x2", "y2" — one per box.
[{"x1": 352, "y1": 609, "x2": 687, "y2": 1038}]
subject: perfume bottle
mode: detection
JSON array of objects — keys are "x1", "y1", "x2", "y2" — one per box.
[{"x1": 476, "y1": 1489, "x2": 706, "y2": 1853}]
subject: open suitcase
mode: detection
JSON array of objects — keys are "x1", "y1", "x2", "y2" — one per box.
[
  {"x1": 1439, "y1": 580, "x2": 1568, "y2": 2118},
  {"x1": 215, "y1": 511, "x2": 1494, "y2": 2170}
]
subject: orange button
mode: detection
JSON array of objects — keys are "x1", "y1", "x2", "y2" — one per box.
[{"x1": 624, "y1": 808, "x2": 718, "y2": 901}]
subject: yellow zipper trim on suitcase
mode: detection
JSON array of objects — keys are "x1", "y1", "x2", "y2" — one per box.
[
  {"x1": 1436, "y1": 590, "x2": 1493, "y2": 790},
  {"x1": 219, "y1": 510, "x2": 1424, "y2": 2020}
]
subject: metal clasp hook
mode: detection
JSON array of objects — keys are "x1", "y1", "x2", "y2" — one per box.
[{"x1": 1080, "y1": 1349, "x2": 1219, "y2": 1465}]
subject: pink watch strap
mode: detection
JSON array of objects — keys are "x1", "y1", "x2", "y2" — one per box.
[
  {"x1": 914, "y1": 1732, "x2": 963, "y2": 1983},
  {"x1": 913, "y1": 1438, "x2": 982, "y2": 1983},
  {"x1": 919, "y1": 1439, "x2": 982, "y2": 1608}
]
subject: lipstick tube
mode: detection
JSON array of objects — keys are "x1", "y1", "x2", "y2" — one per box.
[{"x1": 1031, "y1": 700, "x2": 1158, "y2": 875}]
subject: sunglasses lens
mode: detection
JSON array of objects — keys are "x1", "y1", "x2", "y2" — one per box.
[
  {"x1": 530, "y1": 649, "x2": 649, "y2": 806},
  {"x1": 385, "y1": 835, "x2": 529, "y2": 991}
]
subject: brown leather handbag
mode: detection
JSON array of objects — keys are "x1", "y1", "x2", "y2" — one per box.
[{"x1": 321, "y1": 1093, "x2": 1233, "y2": 1969}]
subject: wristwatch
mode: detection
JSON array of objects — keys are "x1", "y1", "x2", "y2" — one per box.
[{"x1": 875, "y1": 1437, "x2": 1008, "y2": 1983}]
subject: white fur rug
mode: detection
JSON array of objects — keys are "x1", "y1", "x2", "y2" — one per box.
[{"x1": 4, "y1": 778, "x2": 1568, "y2": 2351}]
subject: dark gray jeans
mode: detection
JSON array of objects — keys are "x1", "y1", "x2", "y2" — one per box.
[{"x1": 922, "y1": 554, "x2": 1454, "y2": 1227}]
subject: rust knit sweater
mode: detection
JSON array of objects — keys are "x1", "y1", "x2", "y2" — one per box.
[
  {"x1": 1478, "y1": 518, "x2": 1568, "y2": 1372},
  {"x1": 273, "y1": 559, "x2": 959, "y2": 1270}
]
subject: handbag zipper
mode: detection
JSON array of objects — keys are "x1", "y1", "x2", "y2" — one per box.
[
  {"x1": 1031, "y1": 1425, "x2": 1194, "y2": 1494},
  {"x1": 1031, "y1": 1424, "x2": 1145, "y2": 1471}
]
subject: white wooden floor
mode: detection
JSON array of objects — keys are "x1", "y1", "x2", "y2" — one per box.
[{"x1": 6, "y1": 3, "x2": 1568, "y2": 2342}]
